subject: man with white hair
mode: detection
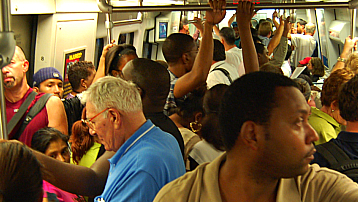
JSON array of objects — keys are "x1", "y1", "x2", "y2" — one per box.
[
  {"x1": 82, "y1": 76, "x2": 185, "y2": 201},
  {"x1": 290, "y1": 22, "x2": 317, "y2": 67}
]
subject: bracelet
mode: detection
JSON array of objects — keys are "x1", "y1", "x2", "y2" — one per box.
[{"x1": 337, "y1": 57, "x2": 347, "y2": 62}]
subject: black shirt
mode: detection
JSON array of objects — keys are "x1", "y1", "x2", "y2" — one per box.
[{"x1": 145, "y1": 112, "x2": 184, "y2": 158}]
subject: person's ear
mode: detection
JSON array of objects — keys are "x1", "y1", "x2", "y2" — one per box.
[
  {"x1": 111, "y1": 70, "x2": 119, "y2": 77},
  {"x1": 33, "y1": 87, "x2": 40, "y2": 93},
  {"x1": 194, "y1": 112, "x2": 203, "y2": 123},
  {"x1": 108, "y1": 109, "x2": 121, "y2": 129},
  {"x1": 240, "y1": 121, "x2": 260, "y2": 151},
  {"x1": 80, "y1": 79, "x2": 87, "y2": 89},
  {"x1": 331, "y1": 100, "x2": 339, "y2": 111},
  {"x1": 182, "y1": 53, "x2": 189, "y2": 64},
  {"x1": 22, "y1": 60, "x2": 29, "y2": 73}
]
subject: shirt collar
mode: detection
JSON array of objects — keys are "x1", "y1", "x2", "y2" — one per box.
[{"x1": 109, "y1": 120, "x2": 154, "y2": 165}]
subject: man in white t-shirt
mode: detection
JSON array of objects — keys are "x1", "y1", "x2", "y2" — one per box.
[
  {"x1": 206, "y1": 39, "x2": 240, "y2": 89},
  {"x1": 290, "y1": 23, "x2": 316, "y2": 67},
  {"x1": 218, "y1": 27, "x2": 245, "y2": 76}
]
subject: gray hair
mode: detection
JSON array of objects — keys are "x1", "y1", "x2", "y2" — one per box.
[
  {"x1": 82, "y1": 76, "x2": 142, "y2": 114},
  {"x1": 305, "y1": 23, "x2": 316, "y2": 34}
]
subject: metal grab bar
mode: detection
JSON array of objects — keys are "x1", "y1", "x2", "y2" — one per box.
[{"x1": 98, "y1": 1, "x2": 350, "y2": 13}]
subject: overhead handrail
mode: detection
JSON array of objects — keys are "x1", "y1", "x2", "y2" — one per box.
[
  {"x1": 98, "y1": 1, "x2": 350, "y2": 13},
  {"x1": 0, "y1": 0, "x2": 16, "y2": 139}
]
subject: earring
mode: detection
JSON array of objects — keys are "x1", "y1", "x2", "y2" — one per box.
[
  {"x1": 190, "y1": 121, "x2": 202, "y2": 133},
  {"x1": 332, "y1": 109, "x2": 335, "y2": 112},
  {"x1": 84, "y1": 85, "x2": 87, "y2": 90}
]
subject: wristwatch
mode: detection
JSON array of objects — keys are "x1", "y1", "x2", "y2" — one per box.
[{"x1": 337, "y1": 57, "x2": 347, "y2": 62}]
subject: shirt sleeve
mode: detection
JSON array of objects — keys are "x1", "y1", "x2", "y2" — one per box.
[{"x1": 97, "y1": 171, "x2": 160, "y2": 202}]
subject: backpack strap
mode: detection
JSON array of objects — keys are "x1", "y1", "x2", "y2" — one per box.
[
  {"x1": 211, "y1": 67, "x2": 233, "y2": 84},
  {"x1": 7, "y1": 91, "x2": 37, "y2": 135},
  {"x1": 11, "y1": 93, "x2": 53, "y2": 140},
  {"x1": 315, "y1": 141, "x2": 351, "y2": 166}
]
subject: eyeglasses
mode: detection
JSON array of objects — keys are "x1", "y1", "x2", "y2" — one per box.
[{"x1": 82, "y1": 108, "x2": 109, "y2": 130}]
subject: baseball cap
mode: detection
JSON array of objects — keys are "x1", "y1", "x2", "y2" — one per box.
[
  {"x1": 299, "y1": 57, "x2": 312, "y2": 66},
  {"x1": 33, "y1": 67, "x2": 63, "y2": 87}
]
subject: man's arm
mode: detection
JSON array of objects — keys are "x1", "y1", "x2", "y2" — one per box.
[
  {"x1": 269, "y1": 17, "x2": 291, "y2": 67},
  {"x1": 92, "y1": 43, "x2": 114, "y2": 83},
  {"x1": 228, "y1": 13, "x2": 236, "y2": 27},
  {"x1": 34, "y1": 150, "x2": 114, "y2": 196},
  {"x1": 173, "y1": 0, "x2": 226, "y2": 98},
  {"x1": 46, "y1": 96, "x2": 68, "y2": 135},
  {"x1": 236, "y1": 1, "x2": 258, "y2": 73},
  {"x1": 267, "y1": 16, "x2": 284, "y2": 56},
  {"x1": 331, "y1": 36, "x2": 358, "y2": 73}
]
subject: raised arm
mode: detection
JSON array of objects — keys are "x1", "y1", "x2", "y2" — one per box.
[
  {"x1": 34, "y1": 150, "x2": 114, "y2": 197},
  {"x1": 173, "y1": 0, "x2": 226, "y2": 98},
  {"x1": 272, "y1": 11, "x2": 279, "y2": 31},
  {"x1": 192, "y1": 17, "x2": 204, "y2": 35},
  {"x1": 213, "y1": 24, "x2": 220, "y2": 37},
  {"x1": 269, "y1": 17, "x2": 291, "y2": 67},
  {"x1": 92, "y1": 43, "x2": 114, "y2": 83},
  {"x1": 228, "y1": 13, "x2": 236, "y2": 27},
  {"x1": 332, "y1": 36, "x2": 358, "y2": 73},
  {"x1": 267, "y1": 15, "x2": 284, "y2": 56},
  {"x1": 236, "y1": 0, "x2": 258, "y2": 73},
  {"x1": 47, "y1": 96, "x2": 68, "y2": 135}
]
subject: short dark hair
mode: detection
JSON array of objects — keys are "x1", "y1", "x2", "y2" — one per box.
[
  {"x1": 219, "y1": 27, "x2": 236, "y2": 45},
  {"x1": 293, "y1": 78, "x2": 311, "y2": 102},
  {"x1": 31, "y1": 127, "x2": 69, "y2": 153},
  {"x1": 259, "y1": 63, "x2": 283, "y2": 75},
  {"x1": 254, "y1": 42, "x2": 266, "y2": 55},
  {"x1": 105, "y1": 44, "x2": 137, "y2": 75},
  {"x1": 68, "y1": 61, "x2": 95, "y2": 91},
  {"x1": 176, "y1": 85, "x2": 206, "y2": 120},
  {"x1": 201, "y1": 84, "x2": 228, "y2": 151},
  {"x1": 310, "y1": 57, "x2": 325, "y2": 77},
  {"x1": 213, "y1": 39, "x2": 226, "y2": 62},
  {"x1": 129, "y1": 58, "x2": 170, "y2": 108},
  {"x1": 321, "y1": 68, "x2": 353, "y2": 107},
  {"x1": 219, "y1": 72, "x2": 298, "y2": 151},
  {"x1": 0, "y1": 142, "x2": 43, "y2": 202},
  {"x1": 162, "y1": 33, "x2": 195, "y2": 64},
  {"x1": 339, "y1": 74, "x2": 358, "y2": 121}
]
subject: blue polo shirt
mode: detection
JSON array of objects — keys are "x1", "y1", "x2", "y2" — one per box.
[
  {"x1": 312, "y1": 131, "x2": 358, "y2": 168},
  {"x1": 95, "y1": 120, "x2": 185, "y2": 202}
]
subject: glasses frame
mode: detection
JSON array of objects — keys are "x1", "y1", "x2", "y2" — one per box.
[{"x1": 82, "y1": 108, "x2": 109, "y2": 130}]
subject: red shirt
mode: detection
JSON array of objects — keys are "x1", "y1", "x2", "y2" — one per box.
[{"x1": 6, "y1": 88, "x2": 49, "y2": 146}]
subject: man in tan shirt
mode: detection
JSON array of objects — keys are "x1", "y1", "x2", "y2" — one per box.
[
  {"x1": 154, "y1": 70, "x2": 358, "y2": 202},
  {"x1": 154, "y1": 8, "x2": 358, "y2": 198}
]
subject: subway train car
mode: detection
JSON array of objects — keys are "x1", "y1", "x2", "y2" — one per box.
[{"x1": 0, "y1": 0, "x2": 357, "y2": 137}]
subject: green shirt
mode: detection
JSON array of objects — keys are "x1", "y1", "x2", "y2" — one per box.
[{"x1": 308, "y1": 107, "x2": 341, "y2": 145}]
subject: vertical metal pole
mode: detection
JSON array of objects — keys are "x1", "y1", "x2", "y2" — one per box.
[
  {"x1": 0, "y1": 0, "x2": 12, "y2": 139},
  {"x1": 106, "y1": 13, "x2": 113, "y2": 44},
  {"x1": 352, "y1": 8, "x2": 356, "y2": 40}
]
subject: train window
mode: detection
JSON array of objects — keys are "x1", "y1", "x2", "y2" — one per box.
[
  {"x1": 94, "y1": 38, "x2": 105, "y2": 69},
  {"x1": 118, "y1": 32, "x2": 134, "y2": 45}
]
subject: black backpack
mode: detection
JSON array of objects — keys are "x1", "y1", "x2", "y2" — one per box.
[{"x1": 315, "y1": 141, "x2": 358, "y2": 183}]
